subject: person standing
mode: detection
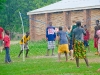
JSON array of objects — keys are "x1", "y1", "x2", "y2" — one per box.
[
  {"x1": 96, "y1": 25, "x2": 100, "y2": 56},
  {"x1": 18, "y1": 32, "x2": 30, "y2": 57},
  {"x1": 46, "y1": 22, "x2": 56, "y2": 56},
  {"x1": 73, "y1": 21, "x2": 89, "y2": 67},
  {"x1": 57, "y1": 26, "x2": 69, "y2": 62},
  {"x1": 84, "y1": 25, "x2": 90, "y2": 52},
  {"x1": 3, "y1": 30, "x2": 11, "y2": 63},
  {"x1": 66, "y1": 26, "x2": 74, "y2": 60},
  {"x1": 94, "y1": 20, "x2": 100, "y2": 55},
  {"x1": 0, "y1": 26, "x2": 4, "y2": 52}
]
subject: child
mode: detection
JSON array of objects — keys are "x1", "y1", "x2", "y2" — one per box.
[
  {"x1": 66, "y1": 26, "x2": 74, "y2": 60},
  {"x1": 18, "y1": 32, "x2": 30, "y2": 57},
  {"x1": 96, "y1": 25, "x2": 100, "y2": 56},
  {"x1": 57, "y1": 26, "x2": 69, "y2": 62},
  {"x1": 84, "y1": 25, "x2": 90, "y2": 52},
  {"x1": 46, "y1": 22, "x2": 56, "y2": 56},
  {"x1": 3, "y1": 30, "x2": 11, "y2": 63}
]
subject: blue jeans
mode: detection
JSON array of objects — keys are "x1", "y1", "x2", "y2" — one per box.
[{"x1": 5, "y1": 47, "x2": 11, "y2": 62}]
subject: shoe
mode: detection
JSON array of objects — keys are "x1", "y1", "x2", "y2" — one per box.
[
  {"x1": 51, "y1": 54, "x2": 55, "y2": 56},
  {"x1": 95, "y1": 52, "x2": 99, "y2": 55}
]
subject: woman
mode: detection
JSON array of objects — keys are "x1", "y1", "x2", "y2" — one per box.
[{"x1": 73, "y1": 21, "x2": 89, "y2": 67}]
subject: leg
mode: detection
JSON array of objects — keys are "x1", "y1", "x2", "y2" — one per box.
[
  {"x1": 70, "y1": 50, "x2": 74, "y2": 60},
  {"x1": 5, "y1": 47, "x2": 11, "y2": 63},
  {"x1": 58, "y1": 53, "x2": 61, "y2": 62},
  {"x1": 46, "y1": 49, "x2": 49, "y2": 56},
  {"x1": 18, "y1": 50, "x2": 23, "y2": 57},
  {"x1": 84, "y1": 57, "x2": 89, "y2": 67},
  {"x1": 88, "y1": 46, "x2": 90, "y2": 52},
  {"x1": 25, "y1": 44, "x2": 29, "y2": 57},
  {"x1": 76, "y1": 57, "x2": 79, "y2": 67},
  {"x1": 25, "y1": 49, "x2": 29, "y2": 57},
  {"x1": 52, "y1": 48, "x2": 54, "y2": 55},
  {"x1": 65, "y1": 52, "x2": 68, "y2": 61}
]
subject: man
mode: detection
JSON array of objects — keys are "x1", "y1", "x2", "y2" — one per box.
[
  {"x1": 0, "y1": 26, "x2": 4, "y2": 52},
  {"x1": 18, "y1": 32, "x2": 30, "y2": 57},
  {"x1": 46, "y1": 22, "x2": 56, "y2": 56},
  {"x1": 94, "y1": 20, "x2": 99, "y2": 55}
]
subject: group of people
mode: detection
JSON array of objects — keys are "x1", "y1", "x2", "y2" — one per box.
[
  {"x1": 0, "y1": 26, "x2": 30, "y2": 63},
  {"x1": 45, "y1": 20, "x2": 100, "y2": 67},
  {"x1": 0, "y1": 20, "x2": 100, "y2": 68}
]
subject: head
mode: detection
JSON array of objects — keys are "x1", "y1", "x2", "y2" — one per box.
[
  {"x1": 49, "y1": 22, "x2": 52, "y2": 26},
  {"x1": 76, "y1": 21, "x2": 81, "y2": 27},
  {"x1": 73, "y1": 20, "x2": 76, "y2": 25},
  {"x1": 84, "y1": 25, "x2": 87, "y2": 30},
  {"x1": 26, "y1": 32, "x2": 30, "y2": 37},
  {"x1": 96, "y1": 20, "x2": 99, "y2": 25},
  {"x1": 68, "y1": 26, "x2": 71, "y2": 30},
  {"x1": 5, "y1": 30, "x2": 10, "y2": 35},
  {"x1": 59, "y1": 26, "x2": 63, "y2": 31}
]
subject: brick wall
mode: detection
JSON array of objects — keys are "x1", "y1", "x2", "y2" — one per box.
[
  {"x1": 30, "y1": 9, "x2": 100, "y2": 41},
  {"x1": 90, "y1": 9, "x2": 100, "y2": 39},
  {"x1": 71, "y1": 10, "x2": 84, "y2": 25}
]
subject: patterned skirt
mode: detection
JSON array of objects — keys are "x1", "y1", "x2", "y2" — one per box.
[{"x1": 73, "y1": 40, "x2": 86, "y2": 58}]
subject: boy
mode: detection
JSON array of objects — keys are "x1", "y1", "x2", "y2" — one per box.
[
  {"x1": 46, "y1": 22, "x2": 56, "y2": 56},
  {"x1": 57, "y1": 26, "x2": 69, "y2": 62},
  {"x1": 3, "y1": 30, "x2": 11, "y2": 63},
  {"x1": 18, "y1": 32, "x2": 30, "y2": 57},
  {"x1": 84, "y1": 25, "x2": 90, "y2": 52}
]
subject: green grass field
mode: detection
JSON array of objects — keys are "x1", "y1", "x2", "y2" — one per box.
[{"x1": 0, "y1": 40, "x2": 100, "y2": 75}]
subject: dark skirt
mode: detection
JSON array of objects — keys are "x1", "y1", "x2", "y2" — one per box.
[{"x1": 73, "y1": 40, "x2": 86, "y2": 58}]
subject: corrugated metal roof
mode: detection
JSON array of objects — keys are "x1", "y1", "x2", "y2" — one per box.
[{"x1": 27, "y1": 0, "x2": 100, "y2": 15}]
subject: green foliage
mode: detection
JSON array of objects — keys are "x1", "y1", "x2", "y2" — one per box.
[
  {"x1": 0, "y1": 0, "x2": 61, "y2": 33},
  {"x1": 0, "y1": 0, "x2": 6, "y2": 9}
]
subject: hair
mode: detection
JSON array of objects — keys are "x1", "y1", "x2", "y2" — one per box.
[
  {"x1": 73, "y1": 20, "x2": 76, "y2": 23},
  {"x1": 5, "y1": 30, "x2": 10, "y2": 35},
  {"x1": 96, "y1": 20, "x2": 99, "y2": 23},
  {"x1": 59, "y1": 26, "x2": 62, "y2": 31},
  {"x1": 26, "y1": 32, "x2": 30, "y2": 35},
  {"x1": 49, "y1": 22, "x2": 52, "y2": 26},
  {"x1": 76, "y1": 21, "x2": 81, "y2": 27}
]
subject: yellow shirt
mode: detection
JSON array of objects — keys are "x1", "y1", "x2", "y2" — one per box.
[{"x1": 20, "y1": 35, "x2": 30, "y2": 44}]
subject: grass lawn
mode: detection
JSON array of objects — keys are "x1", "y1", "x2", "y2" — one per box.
[{"x1": 0, "y1": 40, "x2": 100, "y2": 75}]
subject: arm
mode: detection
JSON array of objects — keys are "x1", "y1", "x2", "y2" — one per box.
[{"x1": 46, "y1": 28, "x2": 48, "y2": 41}]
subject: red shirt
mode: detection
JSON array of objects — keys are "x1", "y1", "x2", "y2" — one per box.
[
  {"x1": 3, "y1": 35, "x2": 10, "y2": 47},
  {"x1": 0, "y1": 27, "x2": 4, "y2": 40},
  {"x1": 84, "y1": 30, "x2": 90, "y2": 41}
]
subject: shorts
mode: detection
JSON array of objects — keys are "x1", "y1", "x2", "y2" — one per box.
[
  {"x1": 84, "y1": 40, "x2": 89, "y2": 47},
  {"x1": 69, "y1": 40, "x2": 73, "y2": 50},
  {"x1": 0, "y1": 40, "x2": 3, "y2": 46},
  {"x1": 98, "y1": 43, "x2": 100, "y2": 53},
  {"x1": 20, "y1": 44, "x2": 29, "y2": 50},
  {"x1": 58, "y1": 44, "x2": 69, "y2": 53},
  {"x1": 94, "y1": 38, "x2": 98, "y2": 48},
  {"x1": 48, "y1": 41, "x2": 55, "y2": 50}
]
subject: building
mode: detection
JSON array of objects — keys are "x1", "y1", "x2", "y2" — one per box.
[{"x1": 27, "y1": 0, "x2": 100, "y2": 41}]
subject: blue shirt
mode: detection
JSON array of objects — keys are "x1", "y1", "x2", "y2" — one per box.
[
  {"x1": 46, "y1": 26, "x2": 56, "y2": 41},
  {"x1": 57, "y1": 31, "x2": 68, "y2": 45},
  {"x1": 73, "y1": 27, "x2": 86, "y2": 41}
]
